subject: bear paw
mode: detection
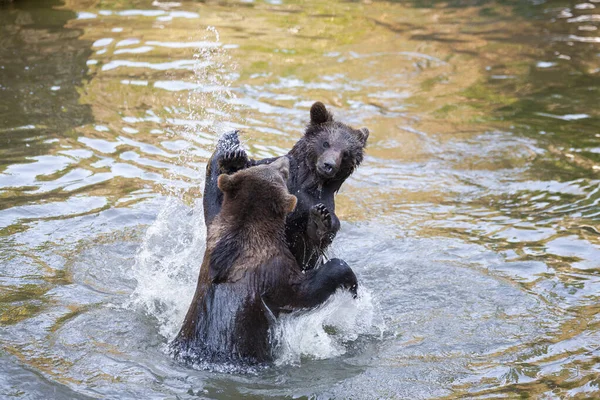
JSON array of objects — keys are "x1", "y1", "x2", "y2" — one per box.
[
  {"x1": 218, "y1": 148, "x2": 249, "y2": 174},
  {"x1": 310, "y1": 203, "x2": 336, "y2": 243},
  {"x1": 311, "y1": 203, "x2": 332, "y2": 229}
]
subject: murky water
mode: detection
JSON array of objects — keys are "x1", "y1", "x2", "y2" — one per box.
[{"x1": 1, "y1": 0, "x2": 599, "y2": 398}]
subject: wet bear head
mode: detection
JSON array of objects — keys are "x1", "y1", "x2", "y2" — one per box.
[
  {"x1": 217, "y1": 157, "x2": 297, "y2": 221},
  {"x1": 302, "y1": 102, "x2": 369, "y2": 182}
]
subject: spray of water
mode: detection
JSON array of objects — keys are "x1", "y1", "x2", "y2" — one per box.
[
  {"x1": 168, "y1": 26, "x2": 238, "y2": 197},
  {"x1": 182, "y1": 26, "x2": 237, "y2": 140},
  {"x1": 130, "y1": 27, "x2": 232, "y2": 338},
  {"x1": 130, "y1": 197, "x2": 204, "y2": 339},
  {"x1": 273, "y1": 288, "x2": 384, "y2": 365}
]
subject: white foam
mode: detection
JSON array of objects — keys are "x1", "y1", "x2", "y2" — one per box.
[
  {"x1": 273, "y1": 288, "x2": 384, "y2": 365},
  {"x1": 130, "y1": 197, "x2": 204, "y2": 339}
]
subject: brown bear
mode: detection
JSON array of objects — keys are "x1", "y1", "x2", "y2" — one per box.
[
  {"x1": 203, "y1": 102, "x2": 369, "y2": 270},
  {"x1": 172, "y1": 158, "x2": 358, "y2": 366}
]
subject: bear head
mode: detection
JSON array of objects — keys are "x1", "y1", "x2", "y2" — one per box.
[
  {"x1": 302, "y1": 102, "x2": 369, "y2": 182},
  {"x1": 217, "y1": 157, "x2": 297, "y2": 222}
]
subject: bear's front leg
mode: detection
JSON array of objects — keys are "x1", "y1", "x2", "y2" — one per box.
[
  {"x1": 204, "y1": 130, "x2": 252, "y2": 227},
  {"x1": 294, "y1": 258, "x2": 358, "y2": 308},
  {"x1": 308, "y1": 203, "x2": 339, "y2": 248}
]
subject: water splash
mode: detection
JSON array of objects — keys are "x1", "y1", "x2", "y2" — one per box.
[
  {"x1": 273, "y1": 288, "x2": 385, "y2": 365},
  {"x1": 179, "y1": 27, "x2": 237, "y2": 140},
  {"x1": 175, "y1": 288, "x2": 384, "y2": 373},
  {"x1": 130, "y1": 196, "x2": 382, "y2": 360},
  {"x1": 129, "y1": 198, "x2": 203, "y2": 339},
  {"x1": 157, "y1": 26, "x2": 239, "y2": 196},
  {"x1": 130, "y1": 27, "x2": 233, "y2": 338},
  {"x1": 188, "y1": 27, "x2": 237, "y2": 131}
]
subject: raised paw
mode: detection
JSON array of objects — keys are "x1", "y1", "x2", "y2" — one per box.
[
  {"x1": 310, "y1": 203, "x2": 332, "y2": 231},
  {"x1": 307, "y1": 203, "x2": 336, "y2": 248},
  {"x1": 218, "y1": 148, "x2": 248, "y2": 174}
]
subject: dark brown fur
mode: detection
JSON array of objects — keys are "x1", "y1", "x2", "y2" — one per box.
[
  {"x1": 173, "y1": 158, "x2": 357, "y2": 366},
  {"x1": 203, "y1": 102, "x2": 369, "y2": 270}
]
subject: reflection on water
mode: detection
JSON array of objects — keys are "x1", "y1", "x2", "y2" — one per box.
[{"x1": 0, "y1": 0, "x2": 599, "y2": 398}]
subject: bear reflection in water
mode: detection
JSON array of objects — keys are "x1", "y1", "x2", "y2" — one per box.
[{"x1": 171, "y1": 158, "x2": 358, "y2": 366}]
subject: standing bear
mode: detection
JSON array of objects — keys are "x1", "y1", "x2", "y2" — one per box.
[
  {"x1": 203, "y1": 102, "x2": 369, "y2": 270},
  {"x1": 172, "y1": 158, "x2": 358, "y2": 366}
]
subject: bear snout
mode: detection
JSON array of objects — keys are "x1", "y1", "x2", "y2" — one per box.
[
  {"x1": 322, "y1": 161, "x2": 335, "y2": 173},
  {"x1": 317, "y1": 153, "x2": 341, "y2": 178}
]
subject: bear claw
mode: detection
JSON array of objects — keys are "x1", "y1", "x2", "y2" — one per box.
[
  {"x1": 311, "y1": 203, "x2": 332, "y2": 228},
  {"x1": 218, "y1": 148, "x2": 248, "y2": 174}
]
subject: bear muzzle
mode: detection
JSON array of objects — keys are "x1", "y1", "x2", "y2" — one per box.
[{"x1": 317, "y1": 152, "x2": 341, "y2": 178}]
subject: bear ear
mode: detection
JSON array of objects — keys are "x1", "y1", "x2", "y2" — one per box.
[
  {"x1": 286, "y1": 194, "x2": 297, "y2": 213},
  {"x1": 357, "y1": 127, "x2": 369, "y2": 146},
  {"x1": 310, "y1": 102, "x2": 333, "y2": 125},
  {"x1": 217, "y1": 174, "x2": 235, "y2": 193},
  {"x1": 271, "y1": 157, "x2": 290, "y2": 181}
]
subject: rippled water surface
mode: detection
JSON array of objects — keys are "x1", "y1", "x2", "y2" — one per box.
[{"x1": 1, "y1": 0, "x2": 599, "y2": 398}]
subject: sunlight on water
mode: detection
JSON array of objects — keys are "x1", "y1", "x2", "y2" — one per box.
[{"x1": 1, "y1": 0, "x2": 599, "y2": 397}]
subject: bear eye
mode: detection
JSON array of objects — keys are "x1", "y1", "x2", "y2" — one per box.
[{"x1": 323, "y1": 141, "x2": 330, "y2": 149}]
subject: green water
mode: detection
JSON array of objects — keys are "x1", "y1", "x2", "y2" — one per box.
[{"x1": 0, "y1": 0, "x2": 599, "y2": 398}]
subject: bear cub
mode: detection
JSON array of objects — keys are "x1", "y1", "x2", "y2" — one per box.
[
  {"x1": 171, "y1": 158, "x2": 358, "y2": 366},
  {"x1": 203, "y1": 102, "x2": 369, "y2": 270}
]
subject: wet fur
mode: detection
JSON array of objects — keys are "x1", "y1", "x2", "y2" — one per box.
[
  {"x1": 173, "y1": 160, "x2": 357, "y2": 366},
  {"x1": 203, "y1": 102, "x2": 369, "y2": 270}
]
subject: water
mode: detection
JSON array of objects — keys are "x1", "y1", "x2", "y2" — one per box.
[{"x1": 1, "y1": 0, "x2": 599, "y2": 398}]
